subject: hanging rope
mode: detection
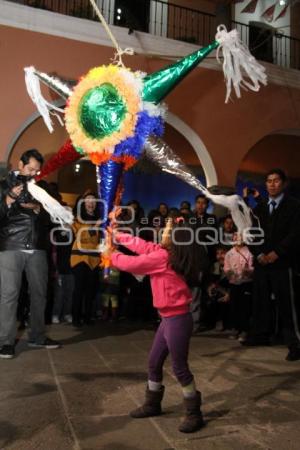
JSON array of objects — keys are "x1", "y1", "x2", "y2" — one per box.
[{"x1": 89, "y1": 0, "x2": 134, "y2": 67}]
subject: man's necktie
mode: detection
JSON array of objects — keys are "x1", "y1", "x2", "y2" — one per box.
[{"x1": 269, "y1": 200, "x2": 277, "y2": 215}]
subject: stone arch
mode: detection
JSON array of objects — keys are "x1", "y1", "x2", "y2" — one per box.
[
  {"x1": 236, "y1": 129, "x2": 300, "y2": 196},
  {"x1": 166, "y1": 112, "x2": 218, "y2": 187},
  {"x1": 6, "y1": 103, "x2": 218, "y2": 188}
]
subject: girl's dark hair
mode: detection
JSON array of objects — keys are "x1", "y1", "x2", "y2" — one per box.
[{"x1": 168, "y1": 222, "x2": 209, "y2": 286}]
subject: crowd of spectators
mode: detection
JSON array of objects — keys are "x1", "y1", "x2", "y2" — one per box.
[{"x1": 1, "y1": 149, "x2": 300, "y2": 361}]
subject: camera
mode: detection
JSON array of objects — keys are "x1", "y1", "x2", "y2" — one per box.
[
  {"x1": 247, "y1": 188, "x2": 256, "y2": 196},
  {"x1": 9, "y1": 173, "x2": 35, "y2": 204}
]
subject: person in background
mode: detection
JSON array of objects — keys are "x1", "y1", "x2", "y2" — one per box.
[
  {"x1": 128, "y1": 199, "x2": 145, "y2": 227},
  {"x1": 219, "y1": 215, "x2": 236, "y2": 247},
  {"x1": 35, "y1": 179, "x2": 57, "y2": 324},
  {"x1": 118, "y1": 200, "x2": 144, "y2": 235},
  {"x1": 224, "y1": 233, "x2": 254, "y2": 342},
  {"x1": 190, "y1": 195, "x2": 217, "y2": 332},
  {"x1": 52, "y1": 206, "x2": 74, "y2": 324},
  {"x1": 71, "y1": 192, "x2": 101, "y2": 327},
  {"x1": 205, "y1": 246, "x2": 231, "y2": 332},
  {"x1": 48, "y1": 182, "x2": 63, "y2": 202},
  {"x1": 168, "y1": 207, "x2": 180, "y2": 220},
  {"x1": 180, "y1": 200, "x2": 191, "y2": 212},
  {"x1": 193, "y1": 194, "x2": 217, "y2": 257},
  {"x1": 140, "y1": 209, "x2": 163, "y2": 243},
  {"x1": 186, "y1": 221, "x2": 210, "y2": 334},
  {"x1": 242, "y1": 186, "x2": 262, "y2": 207},
  {"x1": 158, "y1": 202, "x2": 169, "y2": 220},
  {"x1": 101, "y1": 267, "x2": 120, "y2": 321},
  {"x1": 180, "y1": 201, "x2": 193, "y2": 220},
  {"x1": 245, "y1": 169, "x2": 300, "y2": 361},
  {"x1": 0, "y1": 149, "x2": 60, "y2": 359}
]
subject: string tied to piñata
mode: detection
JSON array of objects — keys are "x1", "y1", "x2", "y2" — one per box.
[
  {"x1": 112, "y1": 48, "x2": 135, "y2": 67},
  {"x1": 89, "y1": 0, "x2": 134, "y2": 68}
]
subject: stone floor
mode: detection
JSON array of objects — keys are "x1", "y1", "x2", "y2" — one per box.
[{"x1": 1, "y1": 322, "x2": 300, "y2": 450}]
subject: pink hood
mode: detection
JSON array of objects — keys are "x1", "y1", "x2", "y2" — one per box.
[{"x1": 111, "y1": 233, "x2": 192, "y2": 317}]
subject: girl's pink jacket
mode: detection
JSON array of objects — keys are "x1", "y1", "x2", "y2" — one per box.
[{"x1": 111, "y1": 233, "x2": 192, "y2": 317}]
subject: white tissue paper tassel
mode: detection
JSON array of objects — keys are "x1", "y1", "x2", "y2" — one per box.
[
  {"x1": 27, "y1": 181, "x2": 73, "y2": 226},
  {"x1": 24, "y1": 66, "x2": 64, "y2": 132},
  {"x1": 215, "y1": 25, "x2": 267, "y2": 103}
]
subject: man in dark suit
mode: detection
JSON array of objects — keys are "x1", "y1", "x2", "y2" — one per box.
[
  {"x1": 244, "y1": 169, "x2": 300, "y2": 361},
  {"x1": 188, "y1": 195, "x2": 217, "y2": 332},
  {"x1": 191, "y1": 194, "x2": 218, "y2": 248}
]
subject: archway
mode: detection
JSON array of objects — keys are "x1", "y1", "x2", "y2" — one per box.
[
  {"x1": 6, "y1": 107, "x2": 218, "y2": 208},
  {"x1": 236, "y1": 130, "x2": 300, "y2": 200},
  {"x1": 166, "y1": 112, "x2": 217, "y2": 187}
]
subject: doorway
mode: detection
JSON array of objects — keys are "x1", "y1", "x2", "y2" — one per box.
[{"x1": 114, "y1": 0, "x2": 150, "y2": 32}]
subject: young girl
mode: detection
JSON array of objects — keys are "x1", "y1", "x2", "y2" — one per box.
[
  {"x1": 109, "y1": 215, "x2": 206, "y2": 433},
  {"x1": 224, "y1": 233, "x2": 254, "y2": 341}
]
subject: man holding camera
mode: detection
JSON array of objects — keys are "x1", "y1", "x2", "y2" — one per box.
[{"x1": 0, "y1": 149, "x2": 60, "y2": 359}]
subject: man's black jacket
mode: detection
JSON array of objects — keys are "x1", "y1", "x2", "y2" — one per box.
[
  {"x1": 0, "y1": 172, "x2": 51, "y2": 251},
  {"x1": 250, "y1": 195, "x2": 300, "y2": 269}
]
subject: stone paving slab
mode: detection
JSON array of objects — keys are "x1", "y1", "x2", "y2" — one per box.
[{"x1": 1, "y1": 322, "x2": 300, "y2": 450}]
